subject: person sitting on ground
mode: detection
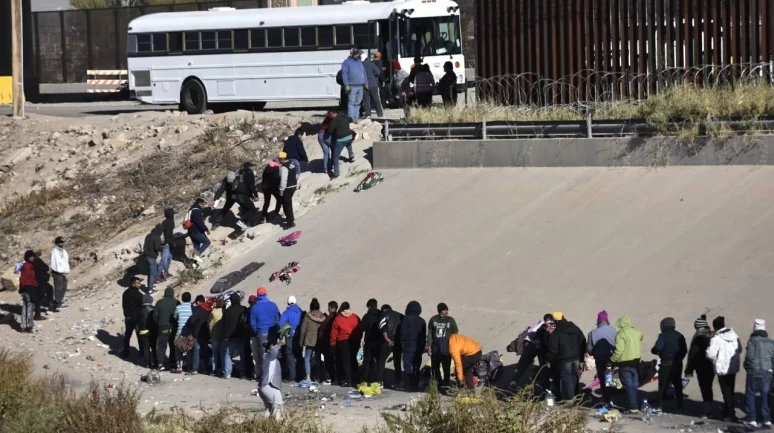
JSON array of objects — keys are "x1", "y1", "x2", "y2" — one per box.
[
  {"x1": 449, "y1": 333, "x2": 482, "y2": 389},
  {"x1": 259, "y1": 339, "x2": 285, "y2": 420},
  {"x1": 651, "y1": 317, "x2": 688, "y2": 412},
  {"x1": 282, "y1": 128, "x2": 308, "y2": 178},
  {"x1": 278, "y1": 152, "x2": 298, "y2": 229},
  {"x1": 19, "y1": 250, "x2": 39, "y2": 332},
  {"x1": 438, "y1": 61, "x2": 458, "y2": 107},
  {"x1": 325, "y1": 110, "x2": 355, "y2": 179},
  {"x1": 187, "y1": 198, "x2": 210, "y2": 263}
]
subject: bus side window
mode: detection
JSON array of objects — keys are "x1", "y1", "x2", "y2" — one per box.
[
  {"x1": 201, "y1": 31, "x2": 216, "y2": 50},
  {"x1": 318, "y1": 26, "x2": 334, "y2": 48},
  {"x1": 168, "y1": 32, "x2": 183, "y2": 52},
  {"x1": 152, "y1": 33, "x2": 166, "y2": 52},
  {"x1": 284, "y1": 27, "x2": 300, "y2": 47},
  {"x1": 352, "y1": 24, "x2": 369, "y2": 50},
  {"x1": 234, "y1": 29, "x2": 249, "y2": 50},
  {"x1": 301, "y1": 27, "x2": 316, "y2": 47},
  {"x1": 267, "y1": 28, "x2": 282, "y2": 48},
  {"x1": 184, "y1": 32, "x2": 200, "y2": 51},
  {"x1": 217, "y1": 30, "x2": 233, "y2": 50},
  {"x1": 335, "y1": 25, "x2": 351, "y2": 47},
  {"x1": 250, "y1": 28, "x2": 266, "y2": 49},
  {"x1": 137, "y1": 34, "x2": 152, "y2": 53}
]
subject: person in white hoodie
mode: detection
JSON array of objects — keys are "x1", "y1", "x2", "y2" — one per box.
[
  {"x1": 258, "y1": 339, "x2": 285, "y2": 420},
  {"x1": 706, "y1": 316, "x2": 742, "y2": 421},
  {"x1": 49, "y1": 236, "x2": 70, "y2": 312}
]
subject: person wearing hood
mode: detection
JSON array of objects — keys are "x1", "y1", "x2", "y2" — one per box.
[
  {"x1": 278, "y1": 152, "x2": 298, "y2": 229},
  {"x1": 610, "y1": 315, "x2": 643, "y2": 412},
  {"x1": 279, "y1": 295, "x2": 303, "y2": 382},
  {"x1": 359, "y1": 298, "x2": 383, "y2": 385},
  {"x1": 426, "y1": 302, "x2": 459, "y2": 389},
  {"x1": 299, "y1": 298, "x2": 326, "y2": 382},
  {"x1": 208, "y1": 299, "x2": 225, "y2": 376},
  {"x1": 182, "y1": 295, "x2": 211, "y2": 374},
  {"x1": 250, "y1": 287, "x2": 281, "y2": 381},
  {"x1": 137, "y1": 293, "x2": 156, "y2": 368},
  {"x1": 449, "y1": 333, "x2": 482, "y2": 389},
  {"x1": 32, "y1": 253, "x2": 53, "y2": 312},
  {"x1": 187, "y1": 198, "x2": 211, "y2": 263},
  {"x1": 156, "y1": 208, "x2": 176, "y2": 282},
  {"x1": 260, "y1": 160, "x2": 282, "y2": 224},
  {"x1": 259, "y1": 339, "x2": 285, "y2": 420},
  {"x1": 743, "y1": 319, "x2": 774, "y2": 427},
  {"x1": 316, "y1": 301, "x2": 339, "y2": 385},
  {"x1": 50, "y1": 236, "x2": 70, "y2": 312},
  {"x1": 587, "y1": 310, "x2": 616, "y2": 405},
  {"x1": 233, "y1": 162, "x2": 260, "y2": 227},
  {"x1": 706, "y1": 316, "x2": 742, "y2": 421},
  {"x1": 222, "y1": 293, "x2": 248, "y2": 379},
  {"x1": 18, "y1": 250, "x2": 38, "y2": 332},
  {"x1": 172, "y1": 292, "x2": 193, "y2": 373},
  {"x1": 282, "y1": 128, "x2": 309, "y2": 177},
  {"x1": 143, "y1": 225, "x2": 163, "y2": 295},
  {"x1": 685, "y1": 314, "x2": 716, "y2": 419},
  {"x1": 121, "y1": 276, "x2": 145, "y2": 358},
  {"x1": 400, "y1": 300, "x2": 426, "y2": 391},
  {"x1": 378, "y1": 304, "x2": 403, "y2": 388},
  {"x1": 211, "y1": 171, "x2": 237, "y2": 230},
  {"x1": 651, "y1": 317, "x2": 688, "y2": 411},
  {"x1": 153, "y1": 287, "x2": 179, "y2": 370},
  {"x1": 546, "y1": 312, "x2": 587, "y2": 401},
  {"x1": 330, "y1": 302, "x2": 361, "y2": 387}
]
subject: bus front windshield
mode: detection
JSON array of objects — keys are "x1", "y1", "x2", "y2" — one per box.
[{"x1": 402, "y1": 15, "x2": 462, "y2": 58}]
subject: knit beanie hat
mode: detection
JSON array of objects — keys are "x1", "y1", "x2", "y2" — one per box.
[
  {"x1": 437, "y1": 303, "x2": 449, "y2": 314},
  {"x1": 712, "y1": 316, "x2": 726, "y2": 330},
  {"x1": 597, "y1": 310, "x2": 608, "y2": 323},
  {"x1": 754, "y1": 319, "x2": 766, "y2": 332},
  {"x1": 694, "y1": 314, "x2": 709, "y2": 330}
]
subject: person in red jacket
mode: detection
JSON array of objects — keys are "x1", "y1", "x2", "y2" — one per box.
[
  {"x1": 19, "y1": 250, "x2": 39, "y2": 332},
  {"x1": 329, "y1": 302, "x2": 361, "y2": 387}
]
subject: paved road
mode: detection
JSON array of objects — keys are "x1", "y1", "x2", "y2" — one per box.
[{"x1": 0, "y1": 100, "x2": 405, "y2": 119}]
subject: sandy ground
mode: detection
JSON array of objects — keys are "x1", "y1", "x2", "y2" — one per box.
[{"x1": 2, "y1": 164, "x2": 774, "y2": 432}]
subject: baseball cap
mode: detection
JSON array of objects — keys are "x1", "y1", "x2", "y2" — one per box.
[
  {"x1": 55, "y1": 236, "x2": 66, "y2": 244},
  {"x1": 288, "y1": 295, "x2": 297, "y2": 305}
]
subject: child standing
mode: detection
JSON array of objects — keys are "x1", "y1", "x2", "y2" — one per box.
[{"x1": 18, "y1": 250, "x2": 39, "y2": 333}]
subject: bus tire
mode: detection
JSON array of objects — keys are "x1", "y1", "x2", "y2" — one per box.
[{"x1": 180, "y1": 78, "x2": 207, "y2": 114}]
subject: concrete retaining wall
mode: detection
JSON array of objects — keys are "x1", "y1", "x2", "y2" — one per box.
[{"x1": 372, "y1": 136, "x2": 774, "y2": 168}]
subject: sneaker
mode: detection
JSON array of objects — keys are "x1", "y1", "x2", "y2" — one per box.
[
  {"x1": 185, "y1": 371, "x2": 198, "y2": 376},
  {"x1": 746, "y1": 421, "x2": 759, "y2": 427},
  {"x1": 154, "y1": 278, "x2": 163, "y2": 284},
  {"x1": 158, "y1": 366, "x2": 166, "y2": 372},
  {"x1": 58, "y1": 302, "x2": 69, "y2": 309},
  {"x1": 625, "y1": 409, "x2": 640, "y2": 415},
  {"x1": 764, "y1": 421, "x2": 772, "y2": 426},
  {"x1": 50, "y1": 307, "x2": 59, "y2": 313},
  {"x1": 33, "y1": 315, "x2": 46, "y2": 321},
  {"x1": 323, "y1": 380, "x2": 332, "y2": 386},
  {"x1": 283, "y1": 222, "x2": 296, "y2": 230}
]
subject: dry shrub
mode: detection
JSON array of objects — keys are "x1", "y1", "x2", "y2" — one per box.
[{"x1": 143, "y1": 406, "x2": 331, "y2": 433}]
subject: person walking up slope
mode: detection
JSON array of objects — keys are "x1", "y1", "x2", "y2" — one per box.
[
  {"x1": 187, "y1": 199, "x2": 211, "y2": 263},
  {"x1": 743, "y1": 319, "x2": 774, "y2": 427},
  {"x1": 157, "y1": 208, "x2": 176, "y2": 282},
  {"x1": 706, "y1": 316, "x2": 742, "y2": 422},
  {"x1": 685, "y1": 314, "x2": 716, "y2": 419},
  {"x1": 610, "y1": 316, "x2": 643, "y2": 412},
  {"x1": 651, "y1": 317, "x2": 688, "y2": 412},
  {"x1": 587, "y1": 311, "x2": 616, "y2": 406},
  {"x1": 143, "y1": 225, "x2": 163, "y2": 295},
  {"x1": 400, "y1": 301, "x2": 426, "y2": 391}
]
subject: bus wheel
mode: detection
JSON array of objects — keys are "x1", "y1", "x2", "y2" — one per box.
[{"x1": 180, "y1": 79, "x2": 207, "y2": 114}]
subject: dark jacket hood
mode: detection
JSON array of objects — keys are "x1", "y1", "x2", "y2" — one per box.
[
  {"x1": 164, "y1": 208, "x2": 175, "y2": 219},
  {"x1": 752, "y1": 330, "x2": 769, "y2": 338},
  {"x1": 163, "y1": 287, "x2": 175, "y2": 298},
  {"x1": 405, "y1": 301, "x2": 422, "y2": 317},
  {"x1": 557, "y1": 319, "x2": 581, "y2": 334},
  {"x1": 660, "y1": 317, "x2": 676, "y2": 332},
  {"x1": 230, "y1": 293, "x2": 241, "y2": 306}
]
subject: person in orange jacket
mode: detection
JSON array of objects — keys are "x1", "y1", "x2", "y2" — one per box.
[{"x1": 449, "y1": 333, "x2": 483, "y2": 389}]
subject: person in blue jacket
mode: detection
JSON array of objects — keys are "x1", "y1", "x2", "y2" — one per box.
[
  {"x1": 250, "y1": 286, "x2": 280, "y2": 382},
  {"x1": 341, "y1": 47, "x2": 368, "y2": 122},
  {"x1": 279, "y1": 295, "x2": 303, "y2": 382}
]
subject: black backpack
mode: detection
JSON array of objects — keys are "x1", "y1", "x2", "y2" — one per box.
[{"x1": 336, "y1": 70, "x2": 343, "y2": 86}]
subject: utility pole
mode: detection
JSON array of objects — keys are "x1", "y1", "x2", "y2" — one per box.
[{"x1": 11, "y1": 0, "x2": 24, "y2": 119}]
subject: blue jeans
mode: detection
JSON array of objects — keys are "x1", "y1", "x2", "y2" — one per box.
[
  {"x1": 145, "y1": 255, "x2": 158, "y2": 293},
  {"x1": 304, "y1": 347, "x2": 314, "y2": 379},
  {"x1": 223, "y1": 338, "x2": 239, "y2": 378},
  {"x1": 318, "y1": 133, "x2": 330, "y2": 173},
  {"x1": 745, "y1": 371, "x2": 772, "y2": 423},
  {"x1": 156, "y1": 244, "x2": 171, "y2": 277},
  {"x1": 618, "y1": 366, "x2": 640, "y2": 410},
  {"x1": 329, "y1": 135, "x2": 353, "y2": 177},
  {"x1": 347, "y1": 85, "x2": 364, "y2": 121},
  {"x1": 190, "y1": 232, "x2": 210, "y2": 255},
  {"x1": 211, "y1": 338, "x2": 223, "y2": 375},
  {"x1": 289, "y1": 158, "x2": 302, "y2": 177},
  {"x1": 188, "y1": 339, "x2": 201, "y2": 372}
]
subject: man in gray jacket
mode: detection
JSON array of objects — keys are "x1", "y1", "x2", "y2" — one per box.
[
  {"x1": 363, "y1": 53, "x2": 384, "y2": 119},
  {"x1": 744, "y1": 319, "x2": 774, "y2": 427},
  {"x1": 259, "y1": 340, "x2": 285, "y2": 420},
  {"x1": 587, "y1": 310, "x2": 616, "y2": 406}
]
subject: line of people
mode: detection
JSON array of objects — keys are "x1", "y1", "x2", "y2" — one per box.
[
  {"x1": 510, "y1": 311, "x2": 774, "y2": 426},
  {"x1": 15, "y1": 237, "x2": 71, "y2": 332}
]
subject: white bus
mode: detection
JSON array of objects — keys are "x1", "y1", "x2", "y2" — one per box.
[{"x1": 127, "y1": 0, "x2": 464, "y2": 114}]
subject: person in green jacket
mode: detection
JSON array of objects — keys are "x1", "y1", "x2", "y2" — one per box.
[
  {"x1": 153, "y1": 287, "x2": 179, "y2": 371},
  {"x1": 610, "y1": 316, "x2": 643, "y2": 412}
]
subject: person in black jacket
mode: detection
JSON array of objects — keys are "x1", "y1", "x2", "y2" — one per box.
[
  {"x1": 182, "y1": 295, "x2": 212, "y2": 374},
  {"x1": 278, "y1": 152, "x2": 298, "y2": 229},
  {"x1": 651, "y1": 317, "x2": 688, "y2": 411},
  {"x1": 121, "y1": 277, "x2": 145, "y2": 358},
  {"x1": 437, "y1": 61, "x2": 458, "y2": 107},
  {"x1": 32, "y1": 254, "x2": 53, "y2": 313},
  {"x1": 137, "y1": 293, "x2": 156, "y2": 368},
  {"x1": 233, "y1": 162, "x2": 260, "y2": 227},
  {"x1": 282, "y1": 128, "x2": 309, "y2": 178},
  {"x1": 316, "y1": 301, "x2": 339, "y2": 385},
  {"x1": 143, "y1": 224, "x2": 163, "y2": 294},
  {"x1": 187, "y1": 199, "x2": 210, "y2": 264},
  {"x1": 400, "y1": 300, "x2": 426, "y2": 391},
  {"x1": 685, "y1": 315, "x2": 715, "y2": 418},
  {"x1": 358, "y1": 298, "x2": 382, "y2": 384},
  {"x1": 222, "y1": 293, "x2": 247, "y2": 379},
  {"x1": 546, "y1": 312, "x2": 586, "y2": 401},
  {"x1": 157, "y1": 208, "x2": 176, "y2": 282},
  {"x1": 378, "y1": 304, "x2": 403, "y2": 388},
  {"x1": 260, "y1": 160, "x2": 282, "y2": 224},
  {"x1": 211, "y1": 172, "x2": 236, "y2": 230}
]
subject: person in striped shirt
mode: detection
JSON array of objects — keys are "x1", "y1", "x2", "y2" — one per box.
[{"x1": 173, "y1": 292, "x2": 193, "y2": 373}]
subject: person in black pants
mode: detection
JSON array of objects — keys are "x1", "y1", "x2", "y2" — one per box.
[
  {"x1": 316, "y1": 301, "x2": 339, "y2": 385},
  {"x1": 684, "y1": 314, "x2": 716, "y2": 418},
  {"x1": 358, "y1": 298, "x2": 382, "y2": 384},
  {"x1": 426, "y1": 303, "x2": 459, "y2": 390},
  {"x1": 400, "y1": 301, "x2": 426, "y2": 391},
  {"x1": 121, "y1": 277, "x2": 144, "y2": 358},
  {"x1": 260, "y1": 160, "x2": 282, "y2": 223},
  {"x1": 707, "y1": 316, "x2": 742, "y2": 421},
  {"x1": 651, "y1": 317, "x2": 688, "y2": 411},
  {"x1": 278, "y1": 152, "x2": 298, "y2": 229},
  {"x1": 377, "y1": 304, "x2": 403, "y2": 388},
  {"x1": 137, "y1": 294, "x2": 156, "y2": 368}
]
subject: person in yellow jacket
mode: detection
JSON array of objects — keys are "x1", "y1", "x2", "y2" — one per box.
[{"x1": 449, "y1": 334, "x2": 482, "y2": 389}]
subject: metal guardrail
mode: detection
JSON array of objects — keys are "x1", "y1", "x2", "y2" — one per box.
[{"x1": 382, "y1": 119, "x2": 774, "y2": 141}]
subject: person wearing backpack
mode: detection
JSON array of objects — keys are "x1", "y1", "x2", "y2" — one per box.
[
  {"x1": 706, "y1": 316, "x2": 743, "y2": 422},
  {"x1": 186, "y1": 198, "x2": 210, "y2": 264},
  {"x1": 143, "y1": 224, "x2": 163, "y2": 295},
  {"x1": 278, "y1": 152, "x2": 298, "y2": 229},
  {"x1": 587, "y1": 311, "x2": 616, "y2": 406},
  {"x1": 426, "y1": 302, "x2": 459, "y2": 390},
  {"x1": 233, "y1": 162, "x2": 259, "y2": 228},
  {"x1": 414, "y1": 64, "x2": 436, "y2": 108}
]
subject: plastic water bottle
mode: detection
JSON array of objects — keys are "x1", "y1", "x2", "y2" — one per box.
[
  {"x1": 604, "y1": 365, "x2": 614, "y2": 387},
  {"x1": 545, "y1": 389, "x2": 555, "y2": 408},
  {"x1": 640, "y1": 399, "x2": 652, "y2": 421}
]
